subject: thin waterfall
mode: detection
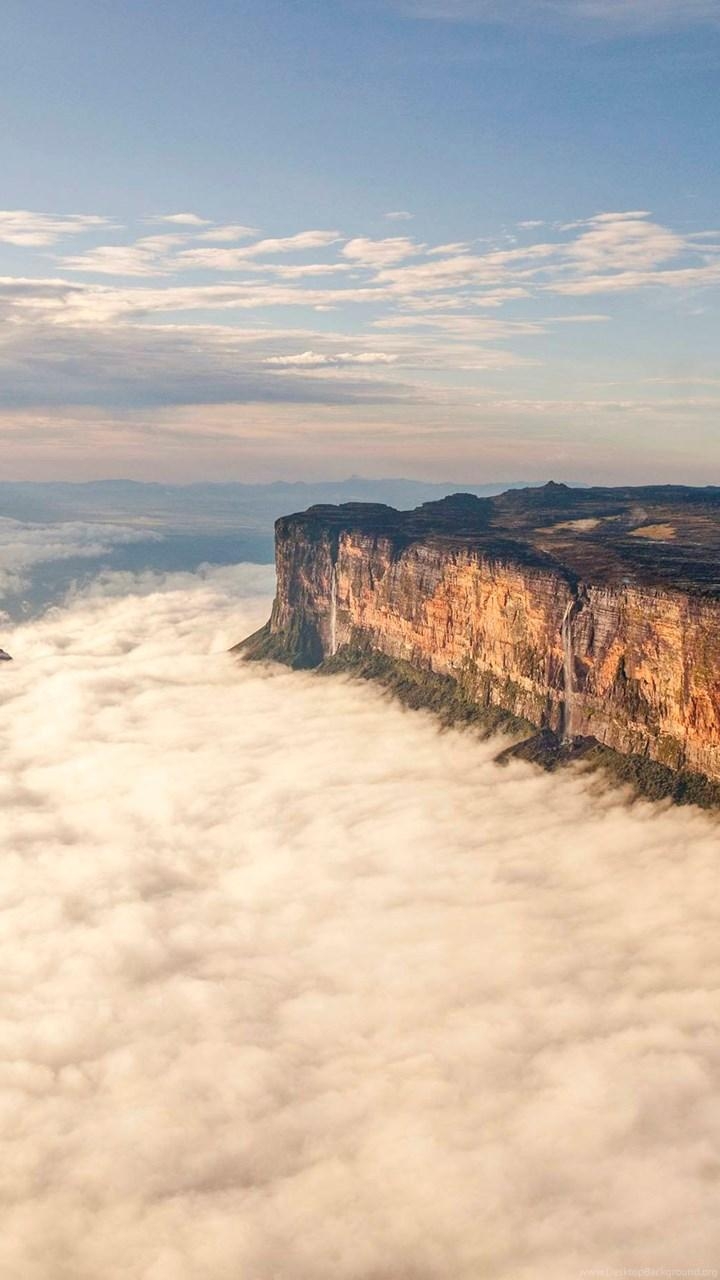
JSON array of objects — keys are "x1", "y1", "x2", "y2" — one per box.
[
  {"x1": 561, "y1": 599, "x2": 575, "y2": 741},
  {"x1": 329, "y1": 561, "x2": 338, "y2": 656}
]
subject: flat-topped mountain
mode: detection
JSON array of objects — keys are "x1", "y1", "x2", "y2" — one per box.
[
  {"x1": 238, "y1": 483, "x2": 720, "y2": 803},
  {"x1": 292, "y1": 482, "x2": 720, "y2": 595}
]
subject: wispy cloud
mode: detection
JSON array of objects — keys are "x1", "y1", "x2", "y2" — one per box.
[
  {"x1": 176, "y1": 230, "x2": 343, "y2": 270},
  {"x1": 0, "y1": 210, "x2": 115, "y2": 247},
  {"x1": 386, "y1": 0, "x2": 720, "y2": 31},
  {"x1": 263, "y1": 350, "x2": 398, "y2": 367},
  {"x1": 60, "y1": 240, "x2": 179, "y2": 278},
  {"x1": 0, "y1": 517, "x2": 158, "y2": 598},
  {"x1": 342, "y1": 236, "x2": 425, "y2": 266},
  {"x1": 0, "y1": 316, "x2": 409, "y2": 409},
  {"x1": 196, "y1": 223, "x2": 259, "y2": 242},
  {"x1": 146, "y1": 212, "x2": 212, "y2": 225},
  {"x1": 0, "y1": 207, "x2": 718, "y2": 453}
]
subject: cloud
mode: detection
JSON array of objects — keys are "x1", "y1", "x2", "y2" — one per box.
[
  {"x1": 0, "y1": 211, "x2": 114, "y2": 247},
  {"x1": 0, "y1": 319, "x2": 409, "y2": 409},
  {"x1": 176, "y1": 230, "x2": 343, "y2": 270},
  {"x1": 385, "y1": 210, "x2": 414, "y2": 221},
  {"x1": 147, "y1": 212, "x2": 212, "y2": 226},
  {"x1": 59, "y1": 243, "x2": 175, "y2": 278},
  {"x1": 0, "y1": 518, "x2": 160, "y2": 602},
  {"x1": 0, "y1": 208, "x2": 718, "y2": 443},
  {"x1": 263, "y1": 350, "x2": 399, "y2": 367},
  {"x1": 0, "y1": 276, "x2": 382, "y2": 327},
  {"x1": 385, "y1": 0, "x2": 720, "y2": 31},
  {"x1": 426, "y1": 241, "x2": 473, "y2": 255},
  {"x1": 564, "y1": 212, "x2": 684, "y2": 271},
  {"x1": 0, "y1": 561, "x2": 719, "y2": 1277},
  {"x1": 342, "y1": 236, "x2": 425, "y2": 266},
  {"x1": 60, "y1": 230, "x2": 269, "y2": 278},
  {"x1": 196, "y1": 224, "x2": 260, "y2": 242},
  {"x1": 549, "y1": 261, "x2": 720, "y2": 296}
]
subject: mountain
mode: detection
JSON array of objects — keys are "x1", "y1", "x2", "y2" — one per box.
[
  {"x1": 0, "y1": 477, "x2": 528, "y2": 531},
  {"x1": 238, "y1": 482, "x2": 720, "y2": 805}
]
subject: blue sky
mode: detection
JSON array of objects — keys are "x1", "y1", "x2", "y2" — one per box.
[{"x1": 1, "y1": 0, "x2": 719, "y2": 482}]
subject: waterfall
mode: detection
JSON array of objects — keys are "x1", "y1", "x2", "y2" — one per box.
[
  {"x1": 329, "y1": 561, "x2": 338, "y2": 657},
  {"x1": 561, "y1": 599, "x2": 575, "y2": 741}
]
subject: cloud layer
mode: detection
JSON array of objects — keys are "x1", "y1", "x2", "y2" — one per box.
[
  {"x1": 0, "y1": 205, "x2": 718, "y2": 477},
  {"x1": 0, "y1": 209, "x2": 717, "y2": 424},
  {"x1": 0, "y1": 564, "x2": 719, "y2": 1277},
  {"x1": 0, "y1": 517, "x2": 159, "y2": 602}
]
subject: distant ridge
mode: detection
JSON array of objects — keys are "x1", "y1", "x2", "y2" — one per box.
[{"x1": 0, "y1": 477, "x2": 530, "y2": 529}]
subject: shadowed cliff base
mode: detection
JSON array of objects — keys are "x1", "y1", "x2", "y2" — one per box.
[
  {"x1": 319, "y1": 651, "x2": 720, "y2": 808},
  {"x1": 318, "y1": 646, "x2": 533, "y2": 737},
  {"x1": 237, "y1": 617, "x2": 323, "y2": 669},
  {"x1": 495, "y1": 729, "x2": 720, "y2": 809},
  {"x1": 237, "y1": 635, "x2": 720, "y2": 808}
]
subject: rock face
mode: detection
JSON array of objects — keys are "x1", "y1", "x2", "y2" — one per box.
[{"x1": 240, "y1": 485, "x2": 720, "y2": 786}]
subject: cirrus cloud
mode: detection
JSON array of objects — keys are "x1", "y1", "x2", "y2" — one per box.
[
  {"x1": 0, "y1": 210, "x2": 115, "y2": 247},
  {"x1": 384, "y1": 0, "x2": 720, "y2": 31}
]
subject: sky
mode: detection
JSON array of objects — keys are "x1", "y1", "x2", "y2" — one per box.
[
  {"x1": 1, "y1": 0, "x2": 719, "y2": 482},
  {"x1": 0, "y1": 558, "x2": 718, "y2": 1277}
]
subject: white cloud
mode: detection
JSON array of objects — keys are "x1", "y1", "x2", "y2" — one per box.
[
  {"x1": 196, "y1": 224, "x2": 260, "y2": 242},
  {"x1": 0, "y1": 211, "x2": 114, "y2": 247},
  {"x1": 0, "y1": 518, "x2": 159, "y2": 601},
  {"x1": 342, "y1": 236, "x2": 425, "y2": 266},
  {"x1": 0, "y1": 208, "x2": 718, "y2": 438},
  {"x1": 60, "y1": 243, "x2": 173, "y2": 278},
  {"x1": 549, "y1": 261, "x2": 720, "y2": 296},
  {"x1": 0, "y1": 316, "x2": 407, "y2": 409},
  {"x1": 176, "y1": 230, "x2": 343, "y2": 270},
  {"x1": 263, "y1": 350, "x2": 398, "y2": 367},
  {"x1": 147, "y1": 212, "x2": 212, "y2": 226},
  {"x1": 0, "y1": 563, "x2": 718, "y2": 1277},
  {"x1": 564, "y1": 212, "x2": 684, "y2": 271},
  {"x1": 427, "y1": 241, "x2": 473, "y2": 255},
  {"x1": 385, "y1": 210, "x2": 414, "y2": 221}
]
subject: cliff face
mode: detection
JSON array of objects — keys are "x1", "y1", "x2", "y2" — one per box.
[{"x1": 241, "y1": 487, "x2": 720, "y2": 787}]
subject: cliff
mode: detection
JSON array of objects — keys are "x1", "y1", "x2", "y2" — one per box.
[{"x1": 238, "y1": 484, "x2": 720, "y2": 800}]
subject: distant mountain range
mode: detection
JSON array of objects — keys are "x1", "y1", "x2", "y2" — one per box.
[{"x1": 0, "y1": 477, "x2": 529, "y2": 531}]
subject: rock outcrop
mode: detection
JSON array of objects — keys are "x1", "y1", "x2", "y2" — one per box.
[{"x1": 238, "y1": 484, "x2": 720, "y2": 792}]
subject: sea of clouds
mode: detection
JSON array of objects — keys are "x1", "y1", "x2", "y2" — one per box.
[
  {"x1": 0, "y1": 560, "x2": 719, "y2": 1279},
  {"x1": 0, "y1": 516, "x2": 160, "y2": 601}
]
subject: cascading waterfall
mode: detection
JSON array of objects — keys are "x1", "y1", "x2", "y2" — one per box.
[
  {"x1": 561, "y1": 599, "x2": 576, "y2": 741},
  {"x1": 329, "y1": 560, "x2": 338, "y2": 656}
]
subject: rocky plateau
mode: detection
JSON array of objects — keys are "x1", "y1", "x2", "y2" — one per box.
[{"x1": 238, "y1": 482, "x2": 720, "y2": 803}]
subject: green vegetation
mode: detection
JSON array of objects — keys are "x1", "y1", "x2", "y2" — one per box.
[
  {"x1": 238, "y1": 628, "x2": 720, "y2": 810},
  {"x1": 318, "y1": 646, "x2": 533, "y2": 737},
  {"x1": 497, "y1": 732, "x2": 720, "y2": 808},
  {"x1": 581, "y1": 742, "x2": 720, "y2": 808}
]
